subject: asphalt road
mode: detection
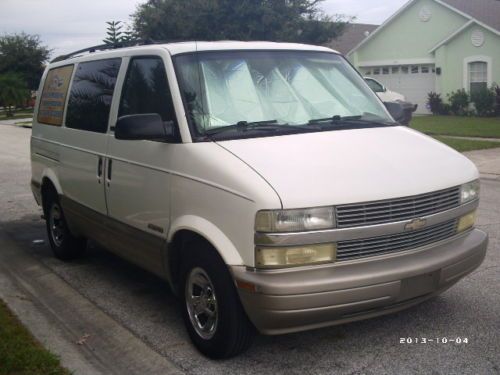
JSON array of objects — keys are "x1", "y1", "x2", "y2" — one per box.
[{"x1": 1, "y1": 124, "x2": 499, "y2": 375}]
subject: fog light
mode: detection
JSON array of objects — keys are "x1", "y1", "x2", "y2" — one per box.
[
  {"x1": 256, "y1": 243, "x2": 336, "y2": 268},
  {"x1": 457, "y1": 210, "x2": 476, "y2": 233}
]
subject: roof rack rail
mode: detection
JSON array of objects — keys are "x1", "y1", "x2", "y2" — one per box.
[{"x1": 50, "y1": 39, "x2": 183, "y2": 63}]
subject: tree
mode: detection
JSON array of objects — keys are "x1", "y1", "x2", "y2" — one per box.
[
  {"x1": 0, "y1": 73, "x2": 29, "y2": 116},
  {"x1": 103, "y1": 21, "x2": 124, "y2": 45},
  {"x1": 131, "y1": 0, "x2": 349, "y2": 45},
  {"x1": 0, "y1": 33, "x2": 51, "y2": 90},
  {"x1": 103, "y1": 21, "x2": 140, "y2": 45}
]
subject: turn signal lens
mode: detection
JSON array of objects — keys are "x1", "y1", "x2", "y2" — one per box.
[
  {"x1": 256, "y1": 243, "x2": 336, "y2": 268},
  {"x1": 457, "y1": 210, "x2": 477, "y2": 233}
]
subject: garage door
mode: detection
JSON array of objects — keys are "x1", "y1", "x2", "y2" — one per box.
[{"x1": 364, "y1": 65, "x2": 436, "y2": 114}]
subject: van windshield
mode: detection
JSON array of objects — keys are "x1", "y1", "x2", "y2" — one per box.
[{"x1": 173, "y1": 50, "x2": 395, "y2": 141}]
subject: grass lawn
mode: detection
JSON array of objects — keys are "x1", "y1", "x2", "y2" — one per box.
[
  {"x1": 412, "y1": 116, "x2": 500, "y2": 138},
  {"x1": 0, "y1": 299, "x2": 69, "y2": 375},
  {"x1": 0, "y1": 110, "x2": 33, "y2": 121},
  {"x1": 433, "y1": 136, "x2": 500, "y2": 152}
]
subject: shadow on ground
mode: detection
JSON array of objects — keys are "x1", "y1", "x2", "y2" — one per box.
[{"x1": 2, "y1": 214, "x2": 494, "y2": 375}]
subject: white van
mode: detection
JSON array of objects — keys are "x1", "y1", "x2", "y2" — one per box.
[{"x1": 31, "y1": 41, "x2": 488, "y2": 358}]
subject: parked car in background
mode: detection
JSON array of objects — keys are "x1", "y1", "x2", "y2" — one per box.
[
  {"x1": 31, "y1": 41, "x2": 487, "y2": 359},
  {"x1": 365, "y1": 77, "x2": 418, "y2": 125},
  {"x1": 364, "y1": 76, "x2": 405, "y2": 102}
]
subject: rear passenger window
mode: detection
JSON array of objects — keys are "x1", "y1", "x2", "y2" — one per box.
[
  {"x1": 66, "y1": 58, "x2": 121, "y2": 133},
  {"x1": 118, "y1": 57, "x2": 176, "y2": 122},
  {"x1": 38, "y1": 65, "x2": 74, "y2": 126}
]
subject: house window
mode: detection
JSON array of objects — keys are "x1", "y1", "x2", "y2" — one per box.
[
  {"x1": 411, "y1": 65, "x2": 419, "y2": 74},
  {"x1": 392, "y1": 67, "x2": 400, "y2": 74},
  {"x1": 401, "y1": 66, "x2": 409, "y2": 74},
  {"x1": 373, "y1": 68, "x2": 380, "y2": 75},
  {"x1": 365, "y1": 69, "x2": 372, "y2": 75},
  {"x1": 382, "y1": 67, "x2": 390, "y2": 75},
  {"x1": 469, "y1": 61, "x2": 487, "y2": 94},
  {"x1": 421, "y1": 66, "x2": 429, "y2": 73}
]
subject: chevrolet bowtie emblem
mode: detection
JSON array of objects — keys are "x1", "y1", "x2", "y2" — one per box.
[{"x1": 405, "y1": 218, "x2": 427, "y2": 231}]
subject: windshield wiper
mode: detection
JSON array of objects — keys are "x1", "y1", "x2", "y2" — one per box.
[
  {"x1": 204, "y1": 120, "x2": 310, "y2": 137},
  {"x1": 308, "y1": 115, "x2": 363, "y2": 124},
  {"x1": 308, "y1": 115, "x2": 395, "y2": 128}
]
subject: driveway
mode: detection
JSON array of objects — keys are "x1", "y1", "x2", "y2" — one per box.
[
  {"x1": 0, "y1": 125, "x2": 499, "y2": 375},
  {"x1": 464, "y1": 148, "x2": 500, "y2": 179}
]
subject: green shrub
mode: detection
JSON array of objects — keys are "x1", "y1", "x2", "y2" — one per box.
[
  {"x1": 447, "y1": 89, "x2": 469, "y2": 116},
  {"x1": 427, "y1": 92, "x2": 443, "y2": 115},
  {"x1": 493, "y1": 85, "x2": 500, "y2": 116},
  {"x1": 440, "y1": 103, "x2": 451, "y2": 116},
  {"x1": 471, "y1": 87, "x2": 496, "y2": 117}
]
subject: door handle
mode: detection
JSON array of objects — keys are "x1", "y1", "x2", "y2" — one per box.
[
  {"x1": 97, "y1": 157, "x2": 103, "y2": 184},
  {"x1": 106, "y1": 159, "x2": 112, "y2": 187}
]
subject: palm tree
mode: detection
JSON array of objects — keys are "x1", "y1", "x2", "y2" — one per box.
[{"x1": 0, "y1": 72, "x2": 28, "y2": 117}]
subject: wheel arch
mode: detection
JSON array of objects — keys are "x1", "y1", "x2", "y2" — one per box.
[
  {"x1": 166, "y1": 215, "x2": 244, "y2": 294},
  {"x1": 41, "y1": 169, "x2": 63, "y2": 195},
  {"x1": 40, "y1": 170, "x2": 63, "y2": 212}
]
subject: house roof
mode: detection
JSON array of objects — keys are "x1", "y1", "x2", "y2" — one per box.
[
  {"x1": 348, "y1": 0, "x2": 500, "y2": 55},
  {"x1": 441, "y1": 0, "x2": 500, "y2": 32},
  {"x1": 327, "y1": 23, "x2": 379, "y2": 55}
]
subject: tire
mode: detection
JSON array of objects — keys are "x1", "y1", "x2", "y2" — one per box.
[
  {"x1": 44, "y1": 190, "x2": 87, "y2": 261},
  {"x1": 180, "y1": 241, "x2": 255, "y2": 359}
]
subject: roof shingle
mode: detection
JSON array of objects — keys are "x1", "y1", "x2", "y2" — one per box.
[
  {"x1": 441, "y1": 0, "x2": 500, "y2": 31},
  {"x1": 327, "y1": 23, "x2": 379, "y2": 54}
]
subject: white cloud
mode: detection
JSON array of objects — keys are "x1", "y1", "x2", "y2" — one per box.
[
  {"x1": 0, "y1": 0, "x2": 140, "y2": 57},
  {"x1": 0, "y1": 0, "x2": 409, "y2": 59}
]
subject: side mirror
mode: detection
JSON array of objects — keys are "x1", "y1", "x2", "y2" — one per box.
[
  {"x1": 384, "y1": 101, "x2": 405, "y2": 123},
  {"x1": 115, "y1": 114, "x2": 175, "y2": 141},
  {"x1": 383, "y1": 86, "x2": 387, "y2": 92}
]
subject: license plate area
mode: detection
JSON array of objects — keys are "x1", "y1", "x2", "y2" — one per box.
[{"x1": 398, "y1": 271, "x2": 440, "y2": 301}]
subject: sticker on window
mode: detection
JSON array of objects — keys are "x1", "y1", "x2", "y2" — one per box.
[{"x1": 38, "y1": 65, "x2": 74, "y2": 125}]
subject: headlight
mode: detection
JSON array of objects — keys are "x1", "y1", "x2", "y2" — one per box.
[
  {"x1": 255, "y1": 207, "x2": 335, "y2": 232},
  {"x1": 460, "y1": 180, "x2": 480, "y2": 204},
  {"x1": 457, "y1": 210, "x2": 477, "y2": 233},
  {"x1": 256, "y1": 243, "x2": 337, "y2": 268}
]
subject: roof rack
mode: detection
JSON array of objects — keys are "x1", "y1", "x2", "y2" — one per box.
[{"x1": 50, "y1": 39, "x2": 183, "y2": 63}]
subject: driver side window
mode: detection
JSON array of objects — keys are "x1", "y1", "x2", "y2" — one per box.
[{"x1": 119, "y1": 56, "x2": 177, "y2": 123}]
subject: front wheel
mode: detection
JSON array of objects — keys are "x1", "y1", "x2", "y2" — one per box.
[{"x1": 181, "y1": 244, "x2": 255, "y2": 359}]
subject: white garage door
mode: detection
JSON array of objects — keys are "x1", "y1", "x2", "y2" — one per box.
[{"x1": 364, "y1": 65, "x2": 436, "y2": 114}]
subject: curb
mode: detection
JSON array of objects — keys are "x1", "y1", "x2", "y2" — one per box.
[{"x1": 0, "y1": 232, "x2": 184, "y2": 375}]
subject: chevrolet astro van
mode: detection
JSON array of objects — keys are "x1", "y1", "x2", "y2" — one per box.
[{"x1": 31, "y1": 41, "x2": 488, "y2": 358}]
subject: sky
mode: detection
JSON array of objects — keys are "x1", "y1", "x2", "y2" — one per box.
[{"x1": 0, "y1": 0, "x2": 409, "y2": 58}]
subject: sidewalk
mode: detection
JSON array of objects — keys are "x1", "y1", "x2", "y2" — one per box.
[
  {"x1": 464, "y1": 147, "x2": 500, "y2": 179},
  {"x1": 0, "y1": 117, "x2": 32, "y2": 126},
  {"x1": 0, "y1": 232, "x2": 184, "y2": 375},
  {"x1": 444, "y1": 135, "x2": 500, "y2": 143}
]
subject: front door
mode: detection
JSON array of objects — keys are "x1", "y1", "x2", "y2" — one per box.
[{"x1": 104, "y1": 55, "x2": 180, "y2": 275}]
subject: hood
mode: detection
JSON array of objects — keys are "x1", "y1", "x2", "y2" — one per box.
[{"x1": 217, "y1": 127, "x2": 478, "y2": 208}]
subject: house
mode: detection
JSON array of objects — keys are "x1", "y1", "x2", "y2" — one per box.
[
  {"x1": 347, "y1": 0, "x2": 500, "y2": 114},
  {"x1": 327, "y1": 23, "x2": 379, "y2": 55}
]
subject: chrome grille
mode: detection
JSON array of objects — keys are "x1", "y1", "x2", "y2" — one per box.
[
  {"x1": 337, "y1": 219, "x2": 457, "y2": 261},
  {"x1": 336, "y1": 187, "x2": 461, "y2": 228}
]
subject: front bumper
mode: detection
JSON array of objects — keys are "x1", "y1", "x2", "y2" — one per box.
[{"x1": 231, "y1": 229, "x2": 488, "y2": 335}]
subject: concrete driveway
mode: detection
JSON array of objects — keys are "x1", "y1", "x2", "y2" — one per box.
[
  {"x1": 465, "y1": 148, "x2": 500, "y2": 180},
  {"x1": 0, "y1": 125, "x2": 499, "y2": 375}
]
